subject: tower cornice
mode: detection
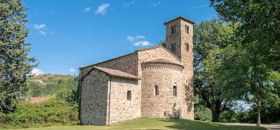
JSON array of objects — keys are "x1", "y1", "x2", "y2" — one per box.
[{"x1": 164, "y1": 16, "x2": 195, "y2": 25}]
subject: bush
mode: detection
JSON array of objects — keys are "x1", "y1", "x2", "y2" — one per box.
[
  {"x1": 194, "y1": 105, "x2": 212, "y2": 121},
  {"x1": 0, "y1": 99, "x2": 78, "y2": 128}
]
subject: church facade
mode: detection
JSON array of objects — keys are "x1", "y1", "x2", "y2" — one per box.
[{"x1": 79, "y1": 17, "x2": 194, "y2": 125}]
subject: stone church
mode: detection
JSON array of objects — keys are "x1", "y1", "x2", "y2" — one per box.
[{"x1": 79, "y1": 17, "x2": 194, "y2": 125}]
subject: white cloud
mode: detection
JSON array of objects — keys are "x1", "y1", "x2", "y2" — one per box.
[
  {"x1": 124, "y1": 0, "x2": 135, "y2": 7},
  {"x1": 187, "y1": 5, "x2": 208, "y2": 10},
  {"x1": 95, "y1": 3, "x2": 110, "y2": 15},
  {"x1": 34, "y1": 24, "x2": 46, "y2": 30},
  {"x1": 152, "y1": 1, "x2": 161, "y2": 7},
  {"x1": 34, "y1": 24, "x2": 49, "y2": 36},
  {"x1": 84, "y1": 7, "x2": 91, "y2": 12},
  {"x1": 127, "y1": 35, "x2": 152, "y2": 47},
  {"x1": 39, "y1": 31, "x2": 47, "y2": 36},
  {"x1": 31, "y1": 68, "x2": 44, "y2": 76},
  {"x1": 127, "y1": 35, "x2": 145, "y2": 42},
  {"x1": 69, "y1": 68, "x2": 77, "y2": 73},
  {"x1": 133, "y1": 40, "x2": 152, "y2": 46}
]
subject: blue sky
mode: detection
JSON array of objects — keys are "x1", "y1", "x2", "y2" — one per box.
[{"x1": 23, "y1": 0, "x2": 217, "y2": 75}]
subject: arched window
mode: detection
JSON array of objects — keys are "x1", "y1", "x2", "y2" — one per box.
[
  {"x1": 171, "y1": 25, "x2": 176, "y2": 34},
  {"x1": 173, "y1": 86, "x2": 177, "y2": 96},
  {"x1": 185, "y1": 25, "x2": 189, "y2": 34},
  {"x1": 127, "y1": 90, "x2": 131, "y2": 100},
  {"x1": 155, "y1": 85, "x2": 159, "y2": 95}
]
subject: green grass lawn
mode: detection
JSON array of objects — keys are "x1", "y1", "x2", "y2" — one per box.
[{"x1": 4, "y1": 118, "x2": 266, "y2": 130}]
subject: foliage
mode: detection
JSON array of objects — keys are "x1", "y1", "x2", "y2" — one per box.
[
  {"x1": 211, "y1": 0, "x2": 280, "y2": 71},
  {"x1": 211, "y1": 0, "x2": 280, "y2": 126},
  {"x1": 26, "y1": 74, "x2": 78, "y2": 103},
  {"x1": 236, "y1": 103, "x2": 280, "y2": 124},
  {"x1": 0, "y1": 99, "x2": 78, "y2": 128},
  {"x1": 193, "y1": 19, "x2": 237, "y2": 122},
  {"x1": 218, "y1": 42, "x2": 280, "y2": 126},
  {"x1": 194, "y1": 104, "x2": 212, "y2": 121},
  {"x1": 0, "y1": 0, "x2": 35, "y2": 113},
  {"x1": 160, "y1": 41, "x2": 166, "y2": 47}
]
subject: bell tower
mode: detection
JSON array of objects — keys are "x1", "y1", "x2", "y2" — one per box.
[
  {"x1": 165, "y1": 16, "x2": 194, "y2": 119},
  {"x1": 165, "y1": 16, "x2": 194, "y2": 78}
]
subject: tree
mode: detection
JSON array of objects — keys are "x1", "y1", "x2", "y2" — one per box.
[
  {"x1": 219, "y1": 43, "x2": 280, "y2": 127},
  {"x1": 211, "y1": 0, "x2": 280, "y2": 71},
  {"x1": 0, "y1": 0, "x2": 35, "y2": 113},
  {"x1": 194, "y1": 19, "x2": 237, "y2": 122},
  {"x1": 211, "y1": 0, "x2": 280, "y2": 126}
]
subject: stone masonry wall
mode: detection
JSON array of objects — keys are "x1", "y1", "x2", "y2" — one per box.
[
  {"x1": 80, "y1": 52, "x2": 138, "y2": 81},
  {"x1": 109, "y1": 77, "x2": 141, "y2": 124},
  {"x1": 141, "y1": 63, "x2": 186, "y2": 118},
  {"x1": 80, "y1": 70, "x2": 109, "y2": 125},
  {"x1": 138, "y1": 46, "x2": 181, "y2": 77},
  {"x1": 165, "y1": 18, "x2": 194, "y2": 119},
  {"x1": 96, "y1": 53, "x2": 138, "y2": 76}
]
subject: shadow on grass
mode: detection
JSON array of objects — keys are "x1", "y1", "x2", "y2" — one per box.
[{"x1": 161, "y1": 119, "x2": 267, "y2": 130}]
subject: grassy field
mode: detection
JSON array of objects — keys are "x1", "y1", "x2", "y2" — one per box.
[{"x1": 4, "y1": 118, "x2": 266, "y2": 130}]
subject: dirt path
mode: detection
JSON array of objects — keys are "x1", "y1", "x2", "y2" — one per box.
[
  {"x1": 263, "y1": 125, "x2": 280, "y2": 130},
  {"x1": 222, "y1": 123, "x2": 280, "y2": 130}
]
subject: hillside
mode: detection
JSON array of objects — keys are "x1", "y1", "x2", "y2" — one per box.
[{"x1": 26, "y1": 74, "x2": 78, "y2": 99}]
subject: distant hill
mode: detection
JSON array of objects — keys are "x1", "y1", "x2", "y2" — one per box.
[{"x1": 26, "y1": 74, "x2": 78, "y2": 98}]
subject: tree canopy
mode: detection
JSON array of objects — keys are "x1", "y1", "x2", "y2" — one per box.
[{"x1": 0, "y1": 0, "x2": 35, "y2": 113}]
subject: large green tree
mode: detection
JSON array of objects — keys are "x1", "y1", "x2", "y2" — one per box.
[
  {"x1": 219, "y1": 43, "x2": 280, "y2": 127},
  {"x1": 194, "y1": 19, "x2": 237, "y2": 122},
  {"x1": 211, "y1": 0, "x2": 280, "y2": 71},
  {"x1": 211, "y1": 0, "x2": 280, "y2": 127},
  {"x1": 0, "y1": 0, "x2": 35, "y2": 113}
]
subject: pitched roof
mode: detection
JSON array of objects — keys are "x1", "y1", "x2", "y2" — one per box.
[
  {"x1": 80, "y1": 52, "x2": 136, "y2": 69},
  {"x1": 80, "y1": 44, "x2": 181, "y2": 70},
  {"x1": 93, "y1": 66, "x2": 139, "y2": 80},
  {"x1": 143, "y1": 58, "x2": 184, "y2": 67},
  {"x1": 164, "y1": 16, "x2": 195, "y2": 25}
]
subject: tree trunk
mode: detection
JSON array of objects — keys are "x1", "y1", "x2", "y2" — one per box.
[
  {"x1": 211, "y1": 106, "x2": 221, "y2": 122},
  {"x1": 211, "y1": 100, "x2": 222, "y2": 122},
  {"x1": 212, "y1": 110, "x2": 221, "y2": 122},
  {"x1": 256, "y1": 97, "x2": 261, "y2": 127}
]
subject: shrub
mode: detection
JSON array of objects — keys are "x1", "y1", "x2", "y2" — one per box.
[
  {"x1": 0, "y1": 99, "x2": 78, "y2": 128},
  {"x1": 194, "y1": 105, "x2": 212, "y2": 121}
]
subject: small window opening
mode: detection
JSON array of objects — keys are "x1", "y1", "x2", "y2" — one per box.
[
  {"x1": 127, "y1": 90, "x2": 131, "y2": 100},
  {"x1": 171, "y1": 25, "x2": 176, "y2": 34},
  {"x1": 185, "y1": 25, "x2": 189, "y2": 34},
  {"x1": 171, "y1": 43, "x2": 176, "y2": 52},
  {"x1": 155, "y1": 85, "x2": 159, "y2": 95},
  {"x1": 186, "y1": 43, "x2": 189, "y2": 52},
  {"x1": 173, "y1": 86, "x2": 177, "y2": 96}
]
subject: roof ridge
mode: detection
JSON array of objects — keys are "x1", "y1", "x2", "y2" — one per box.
[
  {"x1": 143, "y1": 58, "x2": 184, "y2": 67},
  {"x1": 164, "y1": 16, "x2": 195, "y2": 25},
  {"x1": 80, "y1": 52, "x2": 136, "y2": 69},
  {"x1": 158, "y1": 45, "x2": 181, "y2": 62},
  {"x1": 80, "y1": 66, "x2": 139, "y2": 81},
  {"x1": 80, "y1": 45, "x2": 181, "y2": 70}
]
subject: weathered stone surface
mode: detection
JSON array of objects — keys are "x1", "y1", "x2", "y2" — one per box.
[
  {"x1": 79, "y1": 17, "x2": 194, "y2": 125},
  {"x1": 165, "y1": 18, "x2": 194, "y2": 119},
  {"x1": 81, "y1": 53, "x2": 138, "y2": 77},
  {"x1": 80, "y1": 70, "x2": 109, "y2": 125},
  {"x1": 141, "y1": 62, "x2": 185, "y2": 118},
  {"x1": 109, "y1": 77, "x2": 141, "y2": 124}
]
